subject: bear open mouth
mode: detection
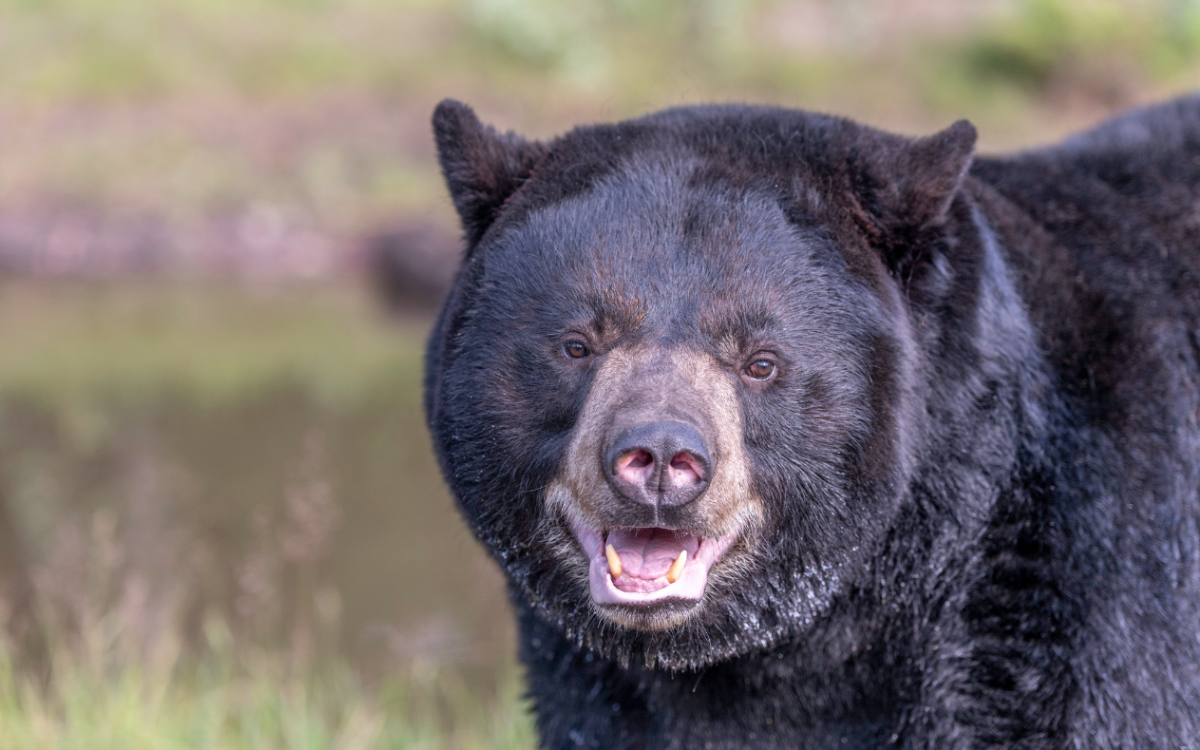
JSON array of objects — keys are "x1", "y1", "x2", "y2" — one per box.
[{"x1": 570, "y1": 522, "x2": 738, "y2": 606}]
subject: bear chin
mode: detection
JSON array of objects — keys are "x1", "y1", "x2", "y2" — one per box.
[{"x1": 594, "y1": 597, "x2": 704, "y2": 632}]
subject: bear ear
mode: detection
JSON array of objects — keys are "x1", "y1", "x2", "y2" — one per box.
[
  {"x1": 432, "y1": 99, "x2": 546, "y2": 245},
  {"x1": 853, "y1": 119, "x2": 977, "y2": 236}
]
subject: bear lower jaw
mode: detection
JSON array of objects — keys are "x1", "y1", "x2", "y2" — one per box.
[{"x1": 569, "y1": 520, "x2": 739, "y2": 624}]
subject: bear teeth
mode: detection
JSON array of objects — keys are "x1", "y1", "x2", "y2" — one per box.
[
  {"x1": 666, "y1": 550, "x2": 687, "y2": 583},
  {"x1": 605, "y1": 543, "x2": 623, "y2": 579},
  {"x1": 604, "y1": 539, "x2": 687, "y2": 584}
]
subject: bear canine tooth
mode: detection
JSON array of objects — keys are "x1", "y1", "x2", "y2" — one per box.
[
  {"x1": 605, "y1": 544, "x2": 623, "y2": 579},
  {"x1": 666, "y1": 550, "x2": 687, "y2": 584}
]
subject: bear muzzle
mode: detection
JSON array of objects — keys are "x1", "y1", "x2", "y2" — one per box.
[{"x1": 545, "y1": 345, "x2": 765, "y2": 625}]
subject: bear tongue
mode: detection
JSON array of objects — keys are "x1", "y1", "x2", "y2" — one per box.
[{"x1": 606, "y1": 528, "x2": 700, "y2": 579}]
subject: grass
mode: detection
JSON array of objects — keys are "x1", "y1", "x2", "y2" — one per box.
[{"x1": 0, "y1": 621, "x2": 535, "y2": 750}]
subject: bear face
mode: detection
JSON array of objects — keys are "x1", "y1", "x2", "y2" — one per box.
[{"x1": 426, "y1": 102, "x2": 990, "y2": 665}]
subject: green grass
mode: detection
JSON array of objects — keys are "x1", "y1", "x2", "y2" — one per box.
[{"x1": 0, "y1": 621, "x2": 535, "y2": 750}]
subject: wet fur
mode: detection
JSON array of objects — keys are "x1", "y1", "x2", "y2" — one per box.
[{"x1": 426, "y1": 95, "x2": 1200, "y2": 748}]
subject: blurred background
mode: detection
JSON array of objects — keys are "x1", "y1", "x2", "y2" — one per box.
[{"x1": 0, "y1": 0, "x2": 1197, "y2": 746}]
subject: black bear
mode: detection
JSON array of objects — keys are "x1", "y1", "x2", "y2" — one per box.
[{"x1": 424, "y1": 94, "x2": 1200, "y2": 748}]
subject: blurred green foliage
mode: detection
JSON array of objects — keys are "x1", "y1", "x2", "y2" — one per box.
[
  {"x1": 933, "y1": 0, "x2": 1200, "y2": 105},
  {"x1": 0, "y1": 0, "x2": 1195, "y2": 103},
  {"x1": 967, "y1": 0, "x2": 1200, "y2": 84},
  {"x1": 0, "y1": 0, "x2": 1196, "y2": 236}
]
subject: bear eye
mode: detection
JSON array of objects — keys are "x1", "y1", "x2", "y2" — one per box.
[
  {"x1": 564, "y1": 341, "x2": 590, "y2": 359},
  {"x1": 744, "y1": 359, "x2": 777, "y2": 381}
]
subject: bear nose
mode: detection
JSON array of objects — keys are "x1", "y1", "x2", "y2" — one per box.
[{"x1": 604, "y1": 421, "x2": 711, "y2": 509}]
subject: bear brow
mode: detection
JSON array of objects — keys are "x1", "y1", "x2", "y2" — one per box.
[
  {"x1": 581, "y1": 291, "x2": 648, "y2": 334},
  {"x1": 700, "y1": 308, "x2": 782, "y2": 344}
]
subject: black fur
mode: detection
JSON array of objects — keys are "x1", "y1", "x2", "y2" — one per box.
[{"x1": 425, "y1": 96, "x2": 1200, "y2": 748}]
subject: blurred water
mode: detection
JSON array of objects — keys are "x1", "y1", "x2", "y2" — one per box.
[{"x1": 0, "y1": 282, "x2": 514, "y2": 684}]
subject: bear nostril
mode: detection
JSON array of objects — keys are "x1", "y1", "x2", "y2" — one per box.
[
  {"x1": 668, "y1": 451, "x2": 705, "y2": 489},
  {"x1": 614, "y1": 449, "x2": 655, "y2": 486},
  {"x1": 623, "y1": 450, "x2": 652, "y2": 470}
]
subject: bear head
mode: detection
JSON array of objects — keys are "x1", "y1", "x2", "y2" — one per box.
[{"x1": 426, "y1": 101, "x2": 984, "y2": 669}]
